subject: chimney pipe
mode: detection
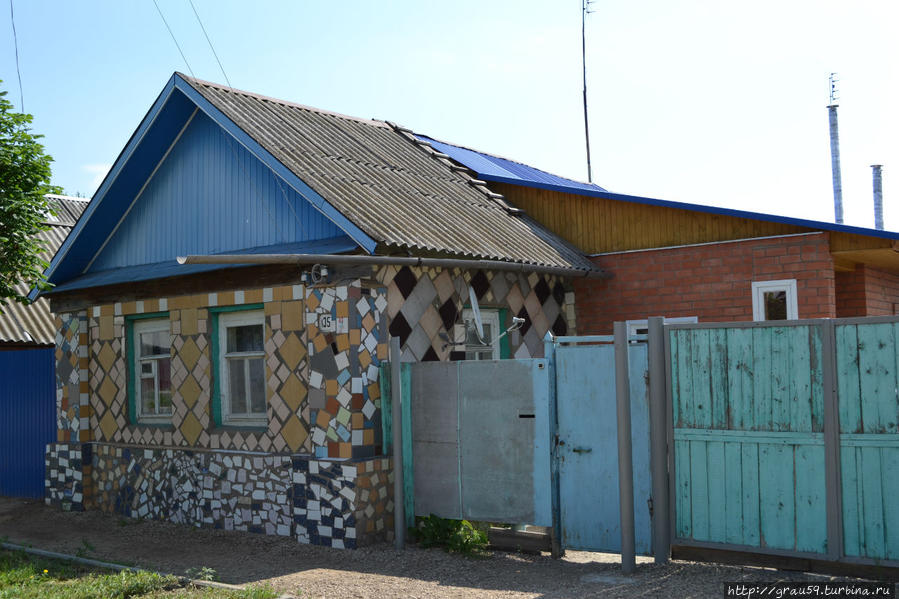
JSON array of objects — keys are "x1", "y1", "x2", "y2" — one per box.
[
  {"x1": 872, "y1": 165, "x2": 884, "y2": 230},
  {"x1": 828, "y1": 74, "x2": 843, "y2": 224},
  {"x1": 828, "y1": 105, "x2": 843, "y2": 224}
]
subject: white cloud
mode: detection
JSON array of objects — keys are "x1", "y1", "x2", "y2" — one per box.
[{"x1": 82, "y1": 163, "x2": 112, "y2": 194}]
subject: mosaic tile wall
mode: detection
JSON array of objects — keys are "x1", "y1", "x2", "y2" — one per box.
[
  {"x1": 303, "y1": 282, "x2": 387, "y2": 460},
  {"x1": 375, "y1": 265, "x2": 576, "y2": 361},
  {"x1": 78, "y1": 281, "x2": 386, "y2": 460},
  {"x1": 45, "y1": 442, "x2": 91, "y2": 511},
  {"x1": 83, "y1": 444, "x2": 388, "y2": 547},
  {"x1": 54, "y1": 311, "x2": 89, "y2": 442}
]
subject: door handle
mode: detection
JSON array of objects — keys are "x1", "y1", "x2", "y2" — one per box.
[{"x1": 572, "y1": 447, "x2": 592, "y2": 454}]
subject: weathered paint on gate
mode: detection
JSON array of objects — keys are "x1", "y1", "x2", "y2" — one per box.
[
  {"x1": 669, "y1": 325, "x2": 828, "y2": 554},
  {"x1": 835, "y1": 321, "x2": 899, "y2": 561},
  {"x1": 554, "y1": 340, "x2": 653, "y2": 554}
]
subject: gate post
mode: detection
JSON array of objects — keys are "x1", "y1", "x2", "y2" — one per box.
[
  {"x1": 390, "y1": 336, "x2": 405, "y2": 550},
  {"x1": 544, "y1": 332, "x2": 564, "y2": 558},
  {"x1": 614, "y1": 321, "x2": 636, "y2": 574},
  {"x1": 647, "y1": 316, "x2": 670, "y2": 564},
  {"x1": 821, "y1": 319, "x2": 844, "y2": 561}
]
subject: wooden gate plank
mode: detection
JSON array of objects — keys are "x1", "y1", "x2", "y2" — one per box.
[
  {"x1": 707, "y1": 440, "x2": 726, "y2": 542},
  {"x1": 861, "y1": 446, "x2": 886, "y2": 558},
  {"x1": 789, "y1": 327, "x2": 813, "y2": 433},
  {"x1": 857, "y1": 324, "x2": 895, "y2": 433},
  {"x1": 675, "y1": 439, "x2": 692, "y2": 539},
  {"x1": 836, "y1": 324, "x2": 861, "y2": 434},
  {"x1": 726, "y1": 328, "x2": 752, "y2": 430},
  {"x1": 741, "y1": 442, "x2": 761, "y2": 547},
  {"x1": 795, "y1": 444, "x2": 827, "y2": 553},
  {"x1": 724, "y1": 442, "x2": 744, "y2": 545},
  {"x1": 881, "y1": 447, "x2": 899, "y2": 560},
  {"x1": 690, "y1": 440, "x2": 710, "y2": 541},
  {"x1": 710, "y1": 329, "x2": 728, "y2": 429},
  {"x1": 840, "y1": 446, "x2": 861, "y2": 556},
  {"x1": 752, "y1": 328, "x2": 773, "y2": 431},
  {"x1": 692, "y1": 330, "x2": 712, "y2": 429},
  {"x1": 758, "y1": 443, "x2": 795, "y2": 550}
]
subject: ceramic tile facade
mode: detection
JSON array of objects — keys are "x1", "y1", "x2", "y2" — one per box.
[
  {"x1": 54, "y1": 311, "x2": 89, "y2": 442},
  {"x1": 376, "y1": 265, "x2": 576, "y2": 361},
  {"x1": 47, "y1": 266, "x2": 575, "y2": 549}
]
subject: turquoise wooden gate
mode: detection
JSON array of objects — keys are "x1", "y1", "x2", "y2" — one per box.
[
  {"x1": 550, "y1": 335, "x2": 653, "y2": 555},
  {"x1": 669, "y1": 317, "x2": 899, "y2": 568}
]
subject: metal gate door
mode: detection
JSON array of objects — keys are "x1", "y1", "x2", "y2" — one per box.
[
  {"x1": 553, "y1": 338, "x2": 653, "y2": 554},
  {"x1": 0, "y1": 347, "x2": 56, "y2": 498}
]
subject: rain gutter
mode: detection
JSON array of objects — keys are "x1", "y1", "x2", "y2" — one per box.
[{"x1": 176, "y1": 254, "x2": 611, "y2": 279}]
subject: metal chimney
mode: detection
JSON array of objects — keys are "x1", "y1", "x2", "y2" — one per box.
[
  {"x1": 828, "y1": 74, "x2": 844, "y2": 224},
  {"x1": 872, "y1": 165, "x2": 884, "y2": 230}
]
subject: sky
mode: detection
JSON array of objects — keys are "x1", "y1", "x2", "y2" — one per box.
[{"x1": 2, "y1": 0, "x2": 897, "y2": 230}]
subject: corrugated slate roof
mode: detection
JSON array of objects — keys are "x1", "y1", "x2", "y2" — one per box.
[
  {"x1": 416, "y1": 135, "x2": 609, "y2": 194},
  {"x1": 1, "y1": 196, "x2": 89, "y2": 345},
  {"x1": 181, "y1": 75, "x2": 595, "y2": 272}
]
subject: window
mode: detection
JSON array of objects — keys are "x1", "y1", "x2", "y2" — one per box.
[
  {"x1": 626, "y1": 316, "x2": 698, "y2": 338},
  {"x1": 752, "y1": 279, "x2": 798, "y2": 321},
  {"x1": 463, "y1": 308, "x2": 500, "y2": 360},
  {"x1": 133, "y1": 319, "x2": 172, "y2": 423},
  {"x1": 218, "y1": 310, "x2": 266, "y2": 426}
]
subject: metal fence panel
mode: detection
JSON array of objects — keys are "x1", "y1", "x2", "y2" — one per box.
[{"x1": 0, "y1": 347, "x2": 56, "y2": 498}]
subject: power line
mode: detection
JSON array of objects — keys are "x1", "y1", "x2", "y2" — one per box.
[
  {"x1": 9, "y1": 0, "x2": 24, "y2": 111},
  {"x1": 187, "y1": 0, "x2": 231, "y2": 88},
  {"x1": 151, "y1": 0, "x2": 195, "y2": 77}
]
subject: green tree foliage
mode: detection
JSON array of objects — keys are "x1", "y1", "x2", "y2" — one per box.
[{"x1": 0, "y1": 80, "x2": 62, "y2": 311}]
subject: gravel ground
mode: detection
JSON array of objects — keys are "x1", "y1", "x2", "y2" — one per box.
[{"x1": 0, "y1": 497, "x2": 881, "y2": 598}]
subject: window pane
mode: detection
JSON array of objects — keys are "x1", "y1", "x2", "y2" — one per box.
[
  {"x1": 465, "y1": 321, "x2": 492, "y2": 345},
  {"x1": 248, "y1": 357, "x2": 266, "y2": 415},
  {"x1": 140, "y1": 377, "x2": 156, "y2": 415},
  {"x1": 227, "y1": 324, "x2": 263, "y2": 353},
  {"x1": 764, "y1": 290, "x2": 787, "y2": 320},
  {"x1": 229, "y1": 358, "x2": 248, "y2": 414},
  {"x1": 140, "y1": 330, "x2": 168, "y2": 357},
  {"x1": 158, "y1": 359, "x2": 172, "y2": 413}
]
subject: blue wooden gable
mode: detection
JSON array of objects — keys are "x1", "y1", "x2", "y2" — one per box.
[
  {"x1": 89, "y1": 110, "x2": 345, "y2": 271},
  {"x1": 37, "y1": 74, "x2": 375, "y2": 297}
]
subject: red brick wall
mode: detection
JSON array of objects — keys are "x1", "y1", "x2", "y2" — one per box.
[
  {"x1": 835, "y1": 267, "x2": 867, "y2": 317},
  {"x1": 575, "y1": 233, "x2": 836, "y2": 334},
  {"x1": 836, "y1": 265, "x2": 899, "y2": 317}
]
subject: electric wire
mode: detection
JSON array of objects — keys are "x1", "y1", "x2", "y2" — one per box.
[
  {"x1": 9, "y1": 0, "x2": 24, "y2": 111},
  {"x1": 151, "y1": 0, "x2": 195, "y2": 77},
  {"x1": 187, "y1": 0, "x2": 231, "y2": 88}
]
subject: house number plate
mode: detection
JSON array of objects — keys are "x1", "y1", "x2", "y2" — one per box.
[{"x1": 318, "y1": 313, "x2": 335, "y2": 332}]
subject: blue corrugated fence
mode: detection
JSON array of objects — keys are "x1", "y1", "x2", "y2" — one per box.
[{"x1": 0, "y1": 347, "x2": 56, "y2": 498}]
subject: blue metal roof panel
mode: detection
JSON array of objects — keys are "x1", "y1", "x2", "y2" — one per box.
[
  {"x1": 47, "y1": 236, "x2": 359, "y2": 294},
  {"x1": 419, "y1": 135, "x2": 899, "y2": 241},
  {"x1": 417, "y1": 135, "x2": 608, "y2": 194}
]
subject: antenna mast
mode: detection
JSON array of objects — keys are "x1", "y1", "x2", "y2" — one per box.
[{"x1": 582, "y1": 0, "x2": 595, "y2": 183}]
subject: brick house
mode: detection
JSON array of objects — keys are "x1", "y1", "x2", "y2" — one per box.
[
  {"x1": 422, "y1": 136, "x2": 899, "y2": 333},
  {"x1": 37, "y1": 74, "x2": 602, "y2": 547}
]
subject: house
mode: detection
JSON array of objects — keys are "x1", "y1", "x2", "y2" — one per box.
[
  {"x1": 39, "y1": 73, "x2": 604, "y2": 547},
  {"x1": 422, "y1": 136, "x2": 899, "y2": 334},
  {"x1": 1, "y1": 195, "x2": 89, "y2": 497}
]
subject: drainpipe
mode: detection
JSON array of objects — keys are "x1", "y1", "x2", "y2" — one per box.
[
  {"x1": 872, "y1": 165, "x2": 884, "y2": 230},
  {"x1": 177, "y1": 253, "x2": 610, "y2": 280}
]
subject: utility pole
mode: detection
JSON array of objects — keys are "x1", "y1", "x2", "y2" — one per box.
[{"x1": 828, "y1": 73, "x2": 844, "y2": 224}]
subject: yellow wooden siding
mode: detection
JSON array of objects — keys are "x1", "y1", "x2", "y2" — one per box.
[{"x1": 496, "y1": 183, "x2": 812, "y2": 254}]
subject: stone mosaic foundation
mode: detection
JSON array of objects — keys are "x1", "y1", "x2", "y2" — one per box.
[
  {"x1": 45, "y1": 443, "x2": 91, "y2": 511},
  {"x1": 50, "y1": 442, "x2": 392, "y2": 547}
]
